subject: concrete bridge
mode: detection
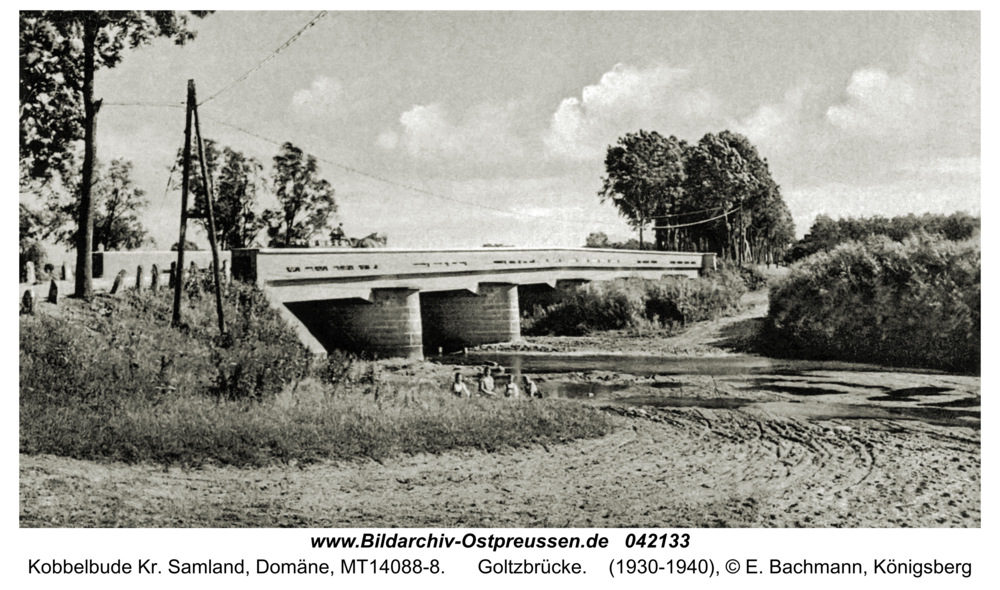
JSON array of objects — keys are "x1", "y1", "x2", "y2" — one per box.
[{"x1": 232, "y1": 247, "x2": 716, "y2": 359}]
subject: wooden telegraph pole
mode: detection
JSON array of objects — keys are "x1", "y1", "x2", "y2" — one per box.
[
  {"x1": 172, "y1": 79, "x2": 227, "y2": 336},
  {"x1": 172, "y1": 80, "x2": 194, "y2": 326},
  {"x1": 193, "y1": 97, "x2": 227, "y2": 336}
]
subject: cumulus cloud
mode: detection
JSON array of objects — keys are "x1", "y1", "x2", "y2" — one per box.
[
  {"x1": 825, "y1": 69, "x2": 922, "y2": 138},
  {"x1": 291, "y1": 76, "x2": 342, "y2": 114},
  {"x1": 378, "y1": 101, "x2": 526, "y2": 163},
  {"x1": 731, "y1": 86, "x2": 809, "y2": 153},
  {"x1": 542, "y1": 64, "x2": 695, "y2": 161}
]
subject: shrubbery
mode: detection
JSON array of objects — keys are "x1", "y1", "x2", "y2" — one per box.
[
  {"x1": 20, "y1": 280, "x2": 615, "y2": 467},
  {"x1": 525, "y1": 270, "x2": 747, "y2": 336},
  {"x1": 717, "y1": 259, "x2": 769, "y2": 291},
  {"x1": 767, "y1": 234, "x2": 980, "y2": 372}
]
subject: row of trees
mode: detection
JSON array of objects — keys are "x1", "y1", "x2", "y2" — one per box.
[
  {"x1": 22, "y1": 138, "x2": 340, "y2": 260},
  {"x1": 599, "y1": 129, "x2": 795, "y2": 264},
  {"x1": 787, "y1": 212, "x2": 980, "y2": 263},
  {"x1": 583, "y1": 232, "x2": 654, "y2": 251}
]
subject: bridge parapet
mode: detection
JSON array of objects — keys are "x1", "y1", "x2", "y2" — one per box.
[{"x1": 233, "y1": 247, "x2": 710, "y2": 300}]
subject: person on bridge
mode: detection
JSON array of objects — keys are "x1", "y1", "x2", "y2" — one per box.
[
  {"x1": 451, "y1": 373, "x2": 471, "y2": 398},
  {"x1": 477, "y1": 367, "x2": 496, "y2": 397},
  {"x1": 330, "y1": 223, "x2": 346, "y2": 246}
]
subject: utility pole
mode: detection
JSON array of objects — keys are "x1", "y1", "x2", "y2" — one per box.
[
  {"x1": 193, "y1": 96, "x2": 227, "y2": 336},
  {"x1": 172, "y1": 80, "x2": 194, "y2": 327},
  {"x1": 172, "y1": 79, "x2": 227, "y2": 336}
]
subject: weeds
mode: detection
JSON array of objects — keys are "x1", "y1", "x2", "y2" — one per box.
[{"x1": 20, "y1": 282, "x2": 615, "y2": 467}]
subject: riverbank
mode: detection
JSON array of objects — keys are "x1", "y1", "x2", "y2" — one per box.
[{"x1": 20, "y1": 286, "x2": 980, "y2": 527}]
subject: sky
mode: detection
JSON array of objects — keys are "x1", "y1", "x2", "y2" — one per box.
[{"x1": 26, "y1": 10, "x2": 982, "y2": 253}]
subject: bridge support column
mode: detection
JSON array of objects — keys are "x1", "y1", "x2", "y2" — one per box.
[
  {"x1": 421, "y1": 283, "x2": 521, "y2": 349},
  {"x1": 285, "y1": 288, "x2": 424, "y2": 360}
]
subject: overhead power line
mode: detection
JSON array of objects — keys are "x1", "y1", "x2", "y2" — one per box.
[
  {"x1": 199, "y1": 11, "x2": 329, "y2": 106},
  {"x1": 649, "y1": 204, "x2": 724, "y2": 219},
  {"x1": 651, "y1": 207, "x2": 739, "y2": 229},
  {"x1": 105, "y1": 101, "x2": 184, "y2": 109}
]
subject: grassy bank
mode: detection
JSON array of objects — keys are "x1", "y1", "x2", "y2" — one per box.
[
  {"x1": 524, "y1": 268, "x2": 749, "y2": 336},
  {"x1": 767, "y1": 234, "x2": 980, "y2": 372},
  {"x1": 20, "y1": 282, "x2": 614, "y2": 468}
]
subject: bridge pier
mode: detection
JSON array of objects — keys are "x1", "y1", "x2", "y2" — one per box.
[
  {"x1": 421, "y1": 283, "x2": 521, "y2": 350},
  {"x1": 285, "y1": 288, "x2": 424, "y2": 360}
]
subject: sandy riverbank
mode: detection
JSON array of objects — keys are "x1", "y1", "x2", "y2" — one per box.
[{"x1": 20, "y1": 289, "x2": 980, "y2": 527}]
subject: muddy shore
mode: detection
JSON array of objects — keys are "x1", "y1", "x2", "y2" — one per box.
[{"x1": 20, "y1": 289, "x2": 980, "y2": 528}]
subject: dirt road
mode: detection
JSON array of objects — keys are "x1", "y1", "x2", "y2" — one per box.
[{"x1": 19, "y1": 289, "x2": 980, "y2": 528}]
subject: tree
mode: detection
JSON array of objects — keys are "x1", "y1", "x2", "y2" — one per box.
[
  {"x1": 91, "y1": 159, "x2": 151, "y2": 251},
  {"x1": 584, "y1": 231, "x2": 610, "y2": 248},
  {"x1": 215, "y1": 148, "x2": 268, "y2": 249},
  {"x1": 19, "y1": 15, "x2": 83, "y2": 187},
  {"x1": 265, "y1": 142, "x2": 337, "y2": 248},
  {"x1": 171, "y1": 239, "x2": 201, "y2": 251},
  {"x1": 172, "y1": 140, "x2": 268, "y2": 249},
  {"x1": 19, "y1": 11, "x2": 210, "y2": 299},
  {"x1": 683, "y1": 131, "x2": 759, "y2": 263},
  {"x1": 47, "y1": 159, "x2": 152, "y2": 251},
  {"x1": 20, "y1": 204, "x2": 49, "y2": 279},
  {"x1": 599, "y1": 130, "x2": 686, "y2": 250}
]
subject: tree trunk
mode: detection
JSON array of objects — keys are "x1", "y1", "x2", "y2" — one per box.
[{"x1": 74, "y1": 17, "x2": 99, "y2": 300}]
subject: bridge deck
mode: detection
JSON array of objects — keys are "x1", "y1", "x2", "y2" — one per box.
[{"x1": 233, "y1": 247, "x2": 713, "y2": 302}]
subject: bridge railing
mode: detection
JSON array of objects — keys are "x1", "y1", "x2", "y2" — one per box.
[{"x1": 232, "y1": 247, "x2": 715, "y2": 287}]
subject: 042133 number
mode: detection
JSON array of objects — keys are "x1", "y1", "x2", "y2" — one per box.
[{"x1": 625, "y1": 532, "x2": 690, "y2": 549}]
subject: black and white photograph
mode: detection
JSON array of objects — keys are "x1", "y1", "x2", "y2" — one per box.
[{"x1": 18, "y1": 7, "x2": 982, "y2": 579}]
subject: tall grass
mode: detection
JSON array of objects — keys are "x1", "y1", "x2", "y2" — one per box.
[
  {"x1": 20, "y1": 281, "x2": 615, "y2": 467},
  {"x1": 767, "y1": 234, "x2": 980, "y2": 372},
  {"x1": 525, "y1": 270, "x2": 747, "y2": 336}
]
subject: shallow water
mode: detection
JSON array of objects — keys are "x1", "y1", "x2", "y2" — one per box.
[
  {"x1": 440, "y1": 351, "x2": 941, "y2": 378},
  {"x1": 437, "y1": 351, "x2": 977, "y2": 429}
]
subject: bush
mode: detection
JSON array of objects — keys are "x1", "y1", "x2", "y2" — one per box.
[
  {"x1": 20, "y1": 241, "x2": 47, "y2": 282},
  {"x1": 526, "y1": 271, "x2": 747, "y2": 336},
  {"x1": 767, "y1": 234, "x2": 980, "y2": 372},
  {"x1": 20, "y1": 282, "x2": 615, "y2": 467},
  {"x1": 715, "y1": 259, "x2": 769, "y2": 291}
]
